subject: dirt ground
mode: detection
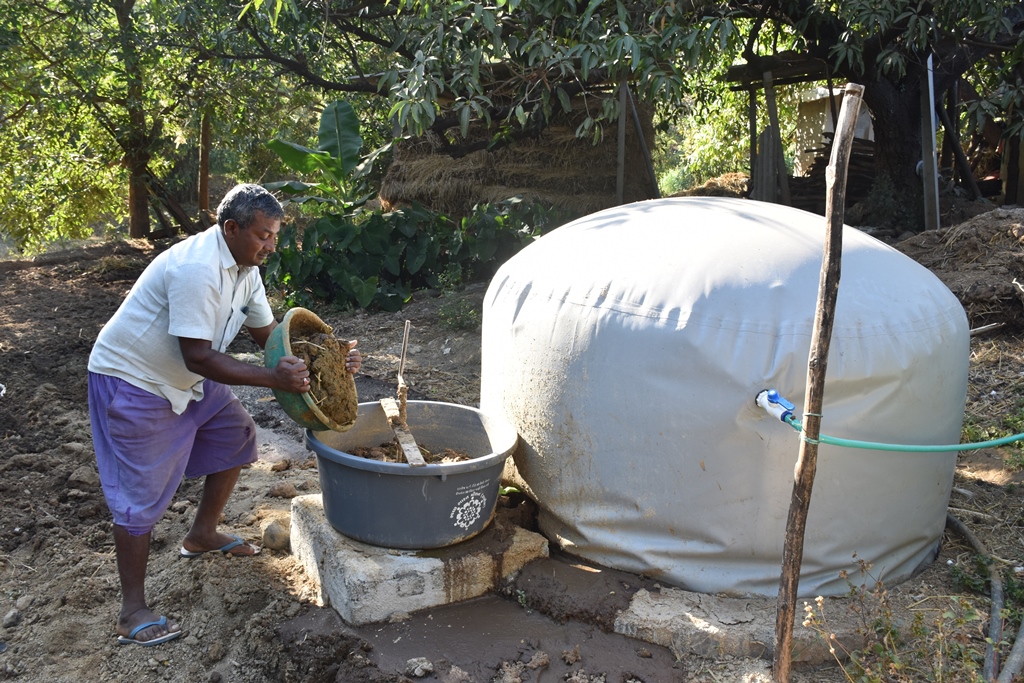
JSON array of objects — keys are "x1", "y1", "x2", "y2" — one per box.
[{"x1": 2, "y1": 200, "x2": 1024, "y2": 682}]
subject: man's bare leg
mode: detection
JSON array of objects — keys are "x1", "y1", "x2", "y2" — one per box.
[
  {"x1": 113, "y1": 525, "x2": 180, "y2": 641},
  {"x1": 181, "y1": 466, "x2": 258, "y2": 555}
]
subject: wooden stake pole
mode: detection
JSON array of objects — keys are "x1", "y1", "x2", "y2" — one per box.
[
  {"x1": 616, "y1": 80, "x2": 627, "y2": 205},
  {"x1": 920, "y1": 54, "x2": 940, "y2": 232},
  {"x1": 380, "y1": 320, "x2": 426, "y2": 467},
  {"x1": 397, "y1": 319, "x2": 411, "y2": 425},
  {"x1": 772, "y1": 82, "x2": 864, "y2": 683}
]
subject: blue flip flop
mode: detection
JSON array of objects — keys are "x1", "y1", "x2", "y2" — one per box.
[
  {"x1": 117, "y1": 616, "x2": 183, "y2": 646},
  {"x1": 179, "y1": 534, "x2": 261, "y2": 558}
]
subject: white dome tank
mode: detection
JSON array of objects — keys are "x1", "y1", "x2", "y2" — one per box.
[{"x1": 480, "y1": 197, "x2": 968, "y2": 597}]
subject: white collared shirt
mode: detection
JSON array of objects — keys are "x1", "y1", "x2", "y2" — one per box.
[{"x1": 88, "y1": 226, "x2": 274, "y2": 413}]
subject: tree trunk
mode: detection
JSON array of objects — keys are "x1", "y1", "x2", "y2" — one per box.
[
  {"x1": 126, "y1": 154, "x2": 151, "y2": 238},
  {"x1": 199, "y1": 106, "x2": 211, "y2": 214},
  {"x1": 850, "y1": 75, "x2": 926, "y2": 233},
  {"x1": 111, "y1": 0, "x2": 153, "y2": 239}
]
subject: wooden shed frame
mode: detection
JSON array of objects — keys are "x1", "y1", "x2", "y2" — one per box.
[{"x1": 724, "y1": 54, "x2": 944, "y2": 230}]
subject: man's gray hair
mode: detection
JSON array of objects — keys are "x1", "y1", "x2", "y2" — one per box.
[{"x1": 217, "y1": 184, "x2": 284, "y2": 229}]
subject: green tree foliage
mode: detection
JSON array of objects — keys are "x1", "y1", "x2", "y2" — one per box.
[
  {"x1": 263, "y1": 100, "x2": 563, "y2": 311},
  {"x1": 242, "y1": 0, "x2": 1024, "y2": 231},
  {"x1": 199, "y1": 1, "x2": 702, "y2": 153},
  {"x1": 662, "y1": 0, "x2": 1023, "y2": 229},
  {"x1": 4, "y1": 0, "x2": 1022, "y2": 252},
  {"x1": 379, "y1": 0, "x2": 700, "y2": 144},
  {"x1": 161, "y1": 0, "x2": 332, "y2": 187},
  {"x1": 0, "y1": 0, "x2": 193, "y2": 245},
  {"x1": 0, "y1": 58, "x2": 123, "y2": 250},
  {"x1": 58, "y1": 0, "x2": 183, "y2": 236},
  {"x1": 0, "y1": 2, "x2": 127, "y2": 251},
  {"x1": 656, "y1": 70, "x2": 788, "y2": 194},
  {"x1": 0, "y1": 0, "x2": 323, "y2": 252}
]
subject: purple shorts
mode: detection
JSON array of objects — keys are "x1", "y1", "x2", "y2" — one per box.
[{"x1": 88, "y1": 372, "x2": 258, "y2": 535}]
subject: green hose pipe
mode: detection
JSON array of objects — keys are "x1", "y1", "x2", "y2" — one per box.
[{"x1": 756, "y1": 389, "x2": 1024, "y2": 453}]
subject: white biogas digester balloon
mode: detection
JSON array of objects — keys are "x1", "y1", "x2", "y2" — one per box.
[{"x1": 480, "y1": 197, "x2": 968, "y2": 597}]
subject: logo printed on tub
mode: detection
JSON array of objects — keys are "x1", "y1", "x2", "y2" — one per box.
[{"x1": 450, "y1": 492, "x2": 488, "y2": 529}]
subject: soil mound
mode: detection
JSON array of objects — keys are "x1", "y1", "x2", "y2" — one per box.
[{"x1": 894, "y1": 206, "x2": 1024, "y2": 330}]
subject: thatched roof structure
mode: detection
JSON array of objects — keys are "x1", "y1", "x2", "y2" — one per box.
[{"x1": 379, "y1": 96, "x2": 659, "y2": 219}]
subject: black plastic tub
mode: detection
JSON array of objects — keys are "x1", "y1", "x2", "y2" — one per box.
[{"x1": 305, "y1": 400, "x2": 518, "y2": 549}]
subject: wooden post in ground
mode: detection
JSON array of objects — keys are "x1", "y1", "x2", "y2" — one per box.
[
  {"x1": 920, "y1": 54, "x2": 940, "y2": 232},
  {"x1": 616, "y1": 80, "x2": 627, "y2": 205},
  {"x1": 772, "y1": 83, "x2": 865, "y2": 683},
  {"x1": 748, "y1": 87, "x2": 758, "y2": 183}
]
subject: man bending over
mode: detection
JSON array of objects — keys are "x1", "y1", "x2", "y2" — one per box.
[{"x1": 87, "y1": 184, "x2": 360, "y2": 646}]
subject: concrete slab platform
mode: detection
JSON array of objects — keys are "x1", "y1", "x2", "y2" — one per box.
[
  {"x1": 509, "y1": 550, "x2": 869, "y2": 667},
  {"x1": 291, "y1": 494, "x2": 549, "y2": 625},
  {"x1": 613, "y1": 586, "x2": 851, "y2": 665},
  {"x1": 293, "y1": 491, "x2": 872, "y2": 667}
]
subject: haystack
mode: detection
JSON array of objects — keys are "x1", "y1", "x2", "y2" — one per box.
[{"x1": 379, "y1": 96, "x2": 658, "y2": 218}]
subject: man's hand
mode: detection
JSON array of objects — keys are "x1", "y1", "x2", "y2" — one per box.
[
  {"x1": 273, "y1": 355, "x2": 311, "y2": 393},
  {"x1": 345, "y1": 340, "x2": 361, "y2": 374}
]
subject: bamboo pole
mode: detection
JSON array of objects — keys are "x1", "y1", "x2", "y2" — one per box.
[{"x1": 772, "y1": 82, "x2": 865, "y2": 683}]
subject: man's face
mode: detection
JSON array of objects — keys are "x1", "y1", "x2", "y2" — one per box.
[{"x1": 223, "y1": 211, "x2": 281, "y2": 268}]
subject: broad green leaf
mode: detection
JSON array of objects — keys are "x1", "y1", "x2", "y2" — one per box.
[
  {"x1": 318, "y1": 100, "x2": 363, "y2": 176},
  {"x1": 267, "y1": 139, "x2": 333, "y2": 175},
  {"x1": 353, "y1": 141, "x2": 393, "y2": 180},
  {"x1": 359, "y1": 221, "x2": 394, "y2": 255},
  {"x1": 556, "y1": 87, "x2": 572, "y2": 112},
  {"x1": 350, "y1": 275, "x2": 378, "y2": 308},
  {"x1": 323, "y1": 215, "x2": 360, "y2": 250},
  {"x1": 405, "y1": 234, "x2": 430, "y2": 274},
  {"x1": 264, "y1": 180, "x2": 318, "y2": 194},
  {"x1": 383, "y1": 243, "x2": 405, "y2": 275},
  {"x1": 581, "y1": 0, "x2": 602, "y2": 26}
]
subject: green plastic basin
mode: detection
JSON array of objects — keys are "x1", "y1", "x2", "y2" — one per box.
[{"x1": 264, "y1": 307, "x2": 355, "y2": 432}]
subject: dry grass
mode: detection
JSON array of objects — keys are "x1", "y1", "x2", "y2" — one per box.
[
  {"x1": 670, "y1": 172, "x2": 750, "y2": 198},
  {"x1": 88, "y1": 254, "x2": 149, "y2": 275},
  {"x1": 953, "y1": 333, "x2": 1024, "y2": 537}
]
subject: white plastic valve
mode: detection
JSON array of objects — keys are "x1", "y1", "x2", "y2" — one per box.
[{"x1": 756, "y1": 389, "x2": 794, "y2": 423}]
